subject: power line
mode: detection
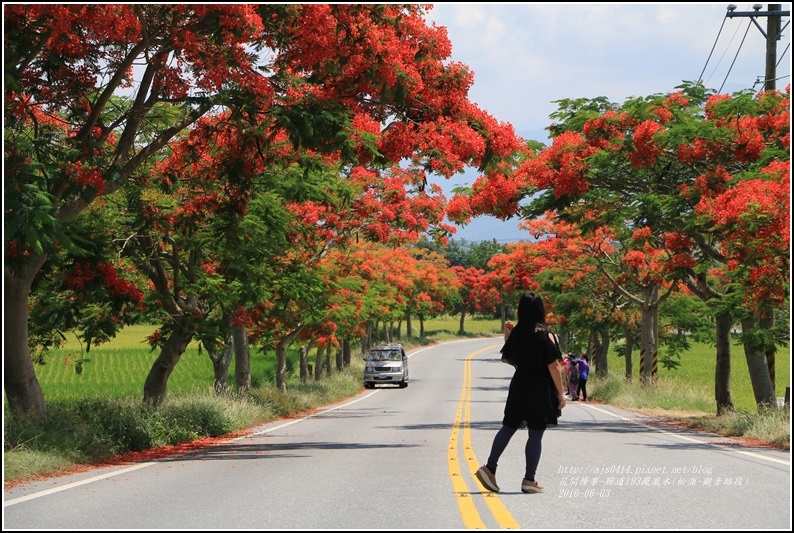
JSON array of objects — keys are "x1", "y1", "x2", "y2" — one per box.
[
  {"x1": 724, "y1": 3, "x2": 792, "y2": 92},
  {"x1": 776, "y1": 41, "x2": 791, "y2": 67},
  {"x1": 701, "y1": 8, "x2": 749, "y2": 89},
  {"x1": 697, "y1": 15, "x2": 728, "y2": 85},
  {"x1": 719, "y1": 19, "x2": 753, "y2": 93}
]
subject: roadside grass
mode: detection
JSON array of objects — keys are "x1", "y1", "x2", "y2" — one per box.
[
  {"x1": 4, "y1": 317, "x2": 790, "y2": 486},
  {"x1": 587, "y1": 338, "x2": 790, "y2": 450},
  {"x1": 597, "y1": 339, "x2": 791, "y2": 414},
  {"x1": 589, "y1": 374, "x2": 791, "y2": 448},
  {"x1": 4, "y1": 364, "x2": 366, "y2": 486}
]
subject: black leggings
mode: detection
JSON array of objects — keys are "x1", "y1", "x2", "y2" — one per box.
[
  {"x1": 578, "y1": 378, "x2": 587, "y2": 400},
  {"x1": 486, "y1": 425, "x2": 546, "y2": 481}
]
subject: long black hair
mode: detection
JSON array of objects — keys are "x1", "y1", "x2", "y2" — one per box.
[
  {"x1": 504, "y1": 291, "x2": 550, "y2": 352},
  {"x1": 502, "y1": 291, "x2": 558, "y2": 367},
  {"x1": 515, "y1": 291, "x2": 546, "y2": 331}
]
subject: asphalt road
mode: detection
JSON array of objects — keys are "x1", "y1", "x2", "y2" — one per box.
[{"x1": 3, "y1": 337, "x2": 791, "y2": 530}]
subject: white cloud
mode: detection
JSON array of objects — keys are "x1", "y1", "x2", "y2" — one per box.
[
  {"x1": 427, "y1": 3, "x2": 791, "y2": 132},
  {"x1": 445, "y1": 3, "x2": 488, "y2": 29},
  {"x1": 425, "y1": 2, "x2": 791, "y2": 241}
]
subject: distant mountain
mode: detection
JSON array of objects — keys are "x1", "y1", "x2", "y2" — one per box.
[
  {"x1": 448, "y1": 215, "x2": 528, "y2": 244},
  {"x1": 430, "y1": 128, "x2": 550, "y2": 245}
]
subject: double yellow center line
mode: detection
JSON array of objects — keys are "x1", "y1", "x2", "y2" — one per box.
[{"x1": 448, "y1": 345, "x2": 521, "y2": 529}]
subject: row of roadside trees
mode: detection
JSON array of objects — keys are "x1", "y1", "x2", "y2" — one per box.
[
  {"x1": 4, "y1": 5, "x2": 789, "y2": 419},
  {"x1": 449, "y1": 85, "x2": 789, "y2": 415}
]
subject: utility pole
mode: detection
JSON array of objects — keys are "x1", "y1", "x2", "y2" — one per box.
[{"x1": 726, "y1": 3, "x2": 791, "y2": 91}]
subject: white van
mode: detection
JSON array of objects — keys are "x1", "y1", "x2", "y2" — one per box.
[{"x1": 363, "y1": 344, "x2": 408, "y2": 389}]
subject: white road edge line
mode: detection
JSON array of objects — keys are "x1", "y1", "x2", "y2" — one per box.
[
  {"x1": 581, "y1": 403, "x2": 790, "y2": 466},
  {"x1": 4, "y1": 463, "x2": 154, "y2": 507}
]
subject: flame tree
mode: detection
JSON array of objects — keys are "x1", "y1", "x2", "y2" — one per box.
[
  {"x1": 4, "y1": 4, "x2": 522, "y2": 413},
  {"x1": 453, "y1": 82, "x2": 789, "y2": 412}
]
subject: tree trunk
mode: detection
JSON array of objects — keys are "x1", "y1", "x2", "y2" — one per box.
[
  {"x1": 275, "y1": 340, "x2": 288, "y2": 393},
  {"x1": 652, "y1": 302, "x2": 659, "y2": 380},
  {"x1": 143, "y1": 320, "x2": 197, "y2": 406},
  {"x1": 360, "y1": 333, "x2": 369, "y2": 356},
  {"x1": 335, "y1": 347, "x2": 343, "y2": 372},
  {"x1": 4, "y1": 255, "x2": 48, "y2": 415},
  {"x1": 233, "y1": 324, "x2": 251, "y2": 391},
  {"x1": 274, "y1": 325, "x2": 305, "y2": 392},
  {"x1": 685, "y1": 273, "x2": 735, "y2": 415},
  {"x1": 207, "y1": 335, "x2": 234, "y2": 393},
  {"x1": 715, "y1": 313, "x2": 735, "y2": 415},
  {"x1": 405, "y1": 313, "x2": 412, "y2": 337},
  {"x1": 458, "y1": 308, "x2": 466, "y2": 335},
  {"x1": 640, "y1": 297, "x2": 660, "y2": 385},
  {"x1": 419, "y1": 315, "x2": 425, "y2": 337},
  {"x1": 599, "y1": 326, "x2": 610, "y2": 376},
  {"x1": 325, "y1": 346, "x2": 332, "y2": 375},
  {"x1": 741, "y1": 316, "x2": 777, "y2": 411},
  {"x1": 299, "y1": 342, "x2": 313, "y2": 384},
  {"x1": 622, "y1": 324, "x2": 634, "y2": 381},
  {"x1": 342, "y1": 338, "x2": 351, "y2": 368},
  {"x1": 314, "y1": 345, "x2": 325, "y2": 381},
  {"x1": 557, "y1": 330, "x2": 570, "y2": 353},
  {"x1": 761, "y1": 314, "x2": 775, "y2": 390},
  {"x1": 590, "y1": 330, "x2": 607, "y2": 378}
]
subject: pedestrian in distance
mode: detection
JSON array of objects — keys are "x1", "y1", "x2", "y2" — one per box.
[
  {"x1": 566, "y1": 353, "x2": 579, "y2": 400},
  {"x1": 577, "y1": 354, "x2": 590, "y2": 402},
  {"x1": 476, "y1": 291, "x2": 566, "y2": 495}
]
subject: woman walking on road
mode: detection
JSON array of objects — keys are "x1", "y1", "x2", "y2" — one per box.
[
  {"x1": 476, "y1": 291, "x2": 566, "y2": 494},
  {"x1": 565, "y1": 354, "x2": 580, "y2": 400}
]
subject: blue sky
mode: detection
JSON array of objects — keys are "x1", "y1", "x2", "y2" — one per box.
[{"x1": 423, "y1": 2, "x2": 792, "y2": 242}]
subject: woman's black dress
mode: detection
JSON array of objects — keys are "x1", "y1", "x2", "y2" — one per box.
[{"x1": 500, "y1": 324, "x2": 562, "y2": 430}]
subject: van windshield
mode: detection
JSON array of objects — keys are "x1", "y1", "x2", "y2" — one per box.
[{"x1": 368, "y1": 350, "x2": 402, "y2": 362}]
